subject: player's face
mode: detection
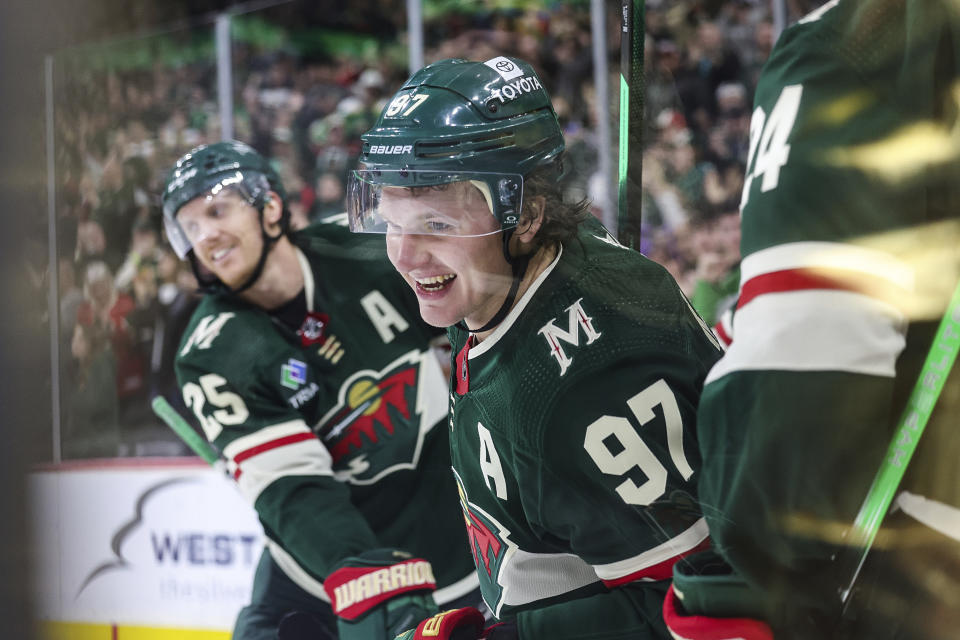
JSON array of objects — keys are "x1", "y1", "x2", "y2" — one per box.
[
  {"x1": 176, "y1": 190, "x2": 265, "y2": 289},
  {"x1": 382, "y1": 183, "x2": 513, "y2": 329}
]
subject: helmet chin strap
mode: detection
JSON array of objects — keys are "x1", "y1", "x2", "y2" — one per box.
[
  {"x1": 224, "y1": 225, "x2": 283, "y2": 295},
  {"x1": 456, "y1": 230, "x2": 530, "y2": 335}
]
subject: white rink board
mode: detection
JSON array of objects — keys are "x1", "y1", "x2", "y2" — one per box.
[{"x1": 30, "y1": 461, "x2": 264, "y2": 630}]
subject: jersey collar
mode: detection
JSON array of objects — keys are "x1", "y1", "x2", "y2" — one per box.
[
  {"x1": 467, "y1": 243, "x2": 563, "y2": 359},
  {"x1": 294, "y1": 246, "x2": 315, "y2": 313}
]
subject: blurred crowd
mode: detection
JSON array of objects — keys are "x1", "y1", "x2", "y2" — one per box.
[{"x1": 49, "y1": 0, "x2": 777, "y2": 460}]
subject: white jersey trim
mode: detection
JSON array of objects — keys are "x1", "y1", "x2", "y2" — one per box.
[
  {"x1": 469, "y1": 245, "x2": 563, "y2": 358},
  {"x1": 715, "y1": 308, "x2": 734, "y2": 347},
  {"x1": 895, "y1": 492, "x2": 960, "y2": 543},
  {"x1": 497, "y1": 549, "x2": 600, "y2": 615},
  {"x1": 740, "y1": 241, "x2": 914, "y2": 291},
  {"x1": 267, "y1": 539, "x2": 331, "y2": 601},
  {"x1": 223, "y1": 419, "x2": 334, "y2": 503},
  {"x1": 592, "y1": 517, "x2": 709, "y2": 581},
  {"x1": 294, "y1": 246, "x2": 317, "y2": 313},
  {"x1": 434, "y1": 570, "x2": 481, "y2": 605},
  {"x1": 706, "y1": 289, "x2": 906, "y2": 385},
  {"x1": 222, "y1": 419, "x2": 315, "y2": 459}
]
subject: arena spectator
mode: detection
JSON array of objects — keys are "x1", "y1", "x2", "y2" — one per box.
[
  {"x1": 50, "y1": 0, "x2": 767, "y2": 460},
  {"x1": 149, "y1": 250, "x2": 200, "y2": 417},
  {"x1": 689, "y1": 206, "x2": 741, "y2": 326},
  {"x1": 65, "y1": 314, "x2": 120, "y2": 459},
  {"x1": 79, "y1": 261, "x2": 146, "y2": 429}
]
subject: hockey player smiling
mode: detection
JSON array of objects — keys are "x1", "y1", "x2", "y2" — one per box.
[
  {"x1": 349, "y1": 56, "x2": 723, "y2": 640},
  {"x1": 160, "y1": 140, "x2": 481, "y2": 640},
  {"x1": 379, "y1": 180, "x2": 549, "y2": 336}
]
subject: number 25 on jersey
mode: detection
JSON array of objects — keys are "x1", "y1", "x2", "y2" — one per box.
[{"x1": 183, "y1": 373, "x2": 250, "y2": 441}]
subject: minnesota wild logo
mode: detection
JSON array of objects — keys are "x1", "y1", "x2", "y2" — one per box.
[
  {"x1": 453, "y1": 470, "x2": 517, "y2": 616},
  {"x1": 317, "y1": 350, "x2": 446, "y2": 485}
]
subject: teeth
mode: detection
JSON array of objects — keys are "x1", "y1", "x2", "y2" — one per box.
[
  {"x1": 415, "y1": 274, "x2": 455, "y2": 291},
  {"x1": 416, "y1": 274, "x2": 455, "y2": 285},
  {"x1": 212, "y1": 248, "x2": 230, "y2": 261}
]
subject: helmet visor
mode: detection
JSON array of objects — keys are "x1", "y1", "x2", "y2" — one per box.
[
  {"x1": 163, "y1": 214, "x2": 193, "y2": 259},
  {"x1": 347, "y1": 169, "x2": 524, "y2": 237},
  {"x1": 163, "y1": 172, "x2": 268, "y2": 259}
]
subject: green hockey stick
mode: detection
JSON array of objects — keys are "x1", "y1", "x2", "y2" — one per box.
[
  {"x1": 839, "y1": 278, "x2": 960, "y2": 605},
  {"x1": 617, "y1": 0, "x2": 645, "y2": 250},
  {"x1": 151, "y1": 395, "x2": 221, "y2": 465}
]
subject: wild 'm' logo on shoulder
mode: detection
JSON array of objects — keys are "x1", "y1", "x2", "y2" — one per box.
[
  {"x1": 180, "y1": 312, "x2": 234, "y2": 356},
  {"x1": 537, "y1": 298, "x2": 601, "y2": 376}
]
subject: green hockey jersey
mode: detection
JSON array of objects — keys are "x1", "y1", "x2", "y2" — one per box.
[
  {"x1": 446, "y1": 218, "x2": 723, "y2": 638},
  {"x1": 175, "y1": 217, "x2": 477, "y2": 604},
  {"x1": 694, "y1": 0, "x2": 960, "y2": 637}
]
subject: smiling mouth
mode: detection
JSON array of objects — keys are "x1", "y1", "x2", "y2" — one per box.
[
  {"x1": 414, "y1": 274, "x2": 456, "y2": 292},
  {"x1": 210, "y1": 247, "x2": 233, "y2": 263}
]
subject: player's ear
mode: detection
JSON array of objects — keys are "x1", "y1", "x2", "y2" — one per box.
[
  {"x1": 262, "y1": 190, "x2": 284, "y2": 231},
  {"x1": 513, "y1": 195, "x2": 545, "y2": 247}
]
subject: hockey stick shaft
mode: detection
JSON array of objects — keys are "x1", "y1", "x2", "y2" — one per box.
[
  {"x1": 618, "y1": 0, "x2": 645, "y2": 249},
  {"x1": 839, "y1": 278, "x2": 960, "y2": 604},
  {"x1": 151, "y1": 395, "x2": 221, "y2": 465}
]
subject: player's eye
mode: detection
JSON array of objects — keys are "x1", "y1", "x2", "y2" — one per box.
[{"x1": 425, "y1": 220, "x2": 454, "y2": 233}]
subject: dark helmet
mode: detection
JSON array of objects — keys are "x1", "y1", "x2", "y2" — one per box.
[
  {"x1": 161, "y1": 140, "x2": 289, "y2": 259},
  {"x1": 349, "y1": 56, "x2": 564, "y2": 234}
]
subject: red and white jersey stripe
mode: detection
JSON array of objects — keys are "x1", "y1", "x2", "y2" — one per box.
[
  {"x1": 713, "y1": 309, "x2": 734, "y2": 348},
  {"x1": 706, "y1": 241, "x2": 912, "y2": 385},
  {"x1": 222, "y1": 419, "x2": 333, "y2": 503},
  {"x1": 593, "y1": 517, "x2": 710, "y2": 586}
]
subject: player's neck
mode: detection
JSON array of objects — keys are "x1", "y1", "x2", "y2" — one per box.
[
  {"x1": 473, "y1": 243, "x2": 557, "y2": 343},
  {"x1": 238, "y1": 236, "x2": 304, "y2": 310}
]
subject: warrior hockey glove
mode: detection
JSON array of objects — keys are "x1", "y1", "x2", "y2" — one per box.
[
  {"x1": 394, "y1": 608, "x2": 518, "y2": 640},
  {"x1": 323, "y1": 549, "x2": 439, "y2": 640}
]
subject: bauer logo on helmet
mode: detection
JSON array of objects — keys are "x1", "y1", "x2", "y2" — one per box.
[{"x1": 369, "y1": 145, "x2": 414, "y2": 155}]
